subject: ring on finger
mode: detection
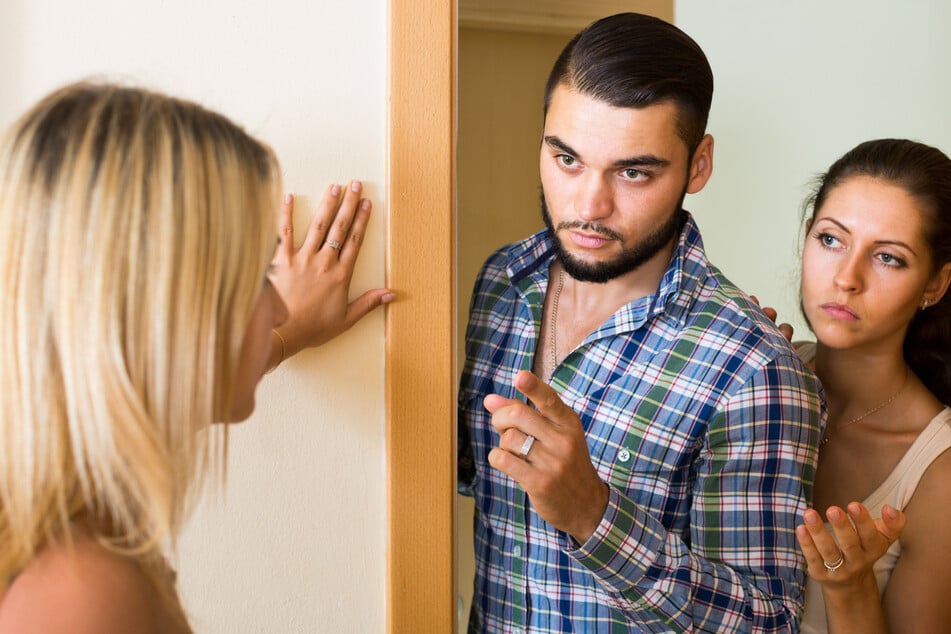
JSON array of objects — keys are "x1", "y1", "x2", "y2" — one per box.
[
  {"x1": 326, "y1": 239, "x2": 341, "y2": 250},
  {"x1": 822, "y1": 551, "x2": 845, "y2": 572},
  {"x1": 518, "y1": 435, "x2": 536, "y2": 458}
]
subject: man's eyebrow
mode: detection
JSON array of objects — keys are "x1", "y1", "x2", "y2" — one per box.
[
  {"x1": 612, "y1": 155, "x2": 670, "y2": 169},
  {"x1": 543, "y1": 135, "x2": 670, "y2": 169},
  {"x1": 543, "y1": 135, "x2": 579, "y2": 157}
]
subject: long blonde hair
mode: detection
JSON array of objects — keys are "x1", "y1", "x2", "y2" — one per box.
[{"x1": 0, "y1": 82, "x2": 281, "y2": 581}]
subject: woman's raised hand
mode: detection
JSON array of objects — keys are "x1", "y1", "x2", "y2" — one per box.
[
  {"x1": 268, "y1": 181, "x2": 394, "y2": 361},
  {"x1": 796, "y1": 502, "x2": 905, "y2": 589}
]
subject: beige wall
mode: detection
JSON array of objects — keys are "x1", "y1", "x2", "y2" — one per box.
[{"x1": 0, "y1": 1, "x2": 387, "y2": 632}]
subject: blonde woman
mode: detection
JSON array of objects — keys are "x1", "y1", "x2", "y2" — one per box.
[{"x1": 0, "y1": 82, "x2": 391, "y2": 632}]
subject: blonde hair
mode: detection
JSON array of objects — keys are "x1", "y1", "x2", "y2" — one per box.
[{"x1": 0, "y1": 82, "x2": 281, "y2": 582}]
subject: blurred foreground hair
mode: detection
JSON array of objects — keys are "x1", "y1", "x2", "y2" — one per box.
[{"x1": 0, "y1": 82, "x2": 280, "y2": 583}]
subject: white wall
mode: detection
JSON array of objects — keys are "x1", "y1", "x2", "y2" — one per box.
[
  {"x1": 0, "y1": 1, "x2": 388, "y2": 632},
  {"x1": 676, "y1": 1, "x2": 951, "y2": 337}
]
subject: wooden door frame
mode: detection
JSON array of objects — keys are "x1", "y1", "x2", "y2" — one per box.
[{"x1": 386, "y1": 1, "x2": 457, "y2": 631}]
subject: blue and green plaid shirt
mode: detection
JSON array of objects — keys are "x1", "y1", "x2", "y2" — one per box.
[{"x1": 458, "y1": 214, "x2": 823, "y2": 632}]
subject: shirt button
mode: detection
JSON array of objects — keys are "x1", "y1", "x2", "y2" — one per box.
[
  {"x1": 513, "y1": 545, "x2": 522, "y2": 557},
  {"x1": 618, "y1": 448, "x2": 631, "y2": 463}
]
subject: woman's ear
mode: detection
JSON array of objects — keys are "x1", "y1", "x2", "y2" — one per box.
[{"x1": 923, "y1": 261, "x2": 951, "y2": 306}]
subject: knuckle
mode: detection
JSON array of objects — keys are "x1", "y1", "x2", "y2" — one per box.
[
  {"x1": 489, "y1": 448, "x2": 510, "y2": 471},
  {"x1": 498, "y1": 404, "x2": 524, "y2": 426},
  {"x1": 499, "y1": 428, "x2": 519, "y2": 447},
  {"x1": 511, "y1": 405, "x2": 530, "y2": 425},
  {"x1": 543, "y1": 394, "x2": 560, "y2": 411}
]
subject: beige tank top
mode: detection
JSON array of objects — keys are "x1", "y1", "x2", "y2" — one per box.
[{"x1": 799, "y1": 407, "x2": 951, "y2": 633}]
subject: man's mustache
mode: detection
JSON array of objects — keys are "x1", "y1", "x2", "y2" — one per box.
[{"x1": 555, "y1": 221, "x2": 622, "y2": 242}]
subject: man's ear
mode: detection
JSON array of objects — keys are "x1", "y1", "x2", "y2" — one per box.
[{"x1": 686, "y1": 134, "x2": 714, "y2": 195}]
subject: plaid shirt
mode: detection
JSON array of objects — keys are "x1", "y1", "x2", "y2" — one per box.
[{"x1": 458, "y1": 214, "x2": 823, "y2": 633}]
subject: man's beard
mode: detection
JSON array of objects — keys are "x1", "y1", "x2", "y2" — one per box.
[{"x1": 540, "y1": 188, "x2": 686, "y2": 284}]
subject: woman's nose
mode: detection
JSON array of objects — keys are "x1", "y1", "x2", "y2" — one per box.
[{"x1": 833, "y1": 254, "x2": 864, "y2": 293}]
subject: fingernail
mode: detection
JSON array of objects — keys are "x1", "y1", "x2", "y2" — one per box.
[
  {"x1": 381, "y1": 292, "x2": 396, "y2": 304},
  {"x1": 883, "y1": 504, "x2": 896, "y2": 520},
  {"x1": 331, "y1": 184, "x2": 341, "y2": 196},
  {"x1": 847, "y1": 502, "x2": 863, "y2": 518},
  {"x1": 351, "y1": 180, "x2": 362, "y2": 193},
  {"x1": 284, "y1": 193, "x2": 293, "y2": 204},
  {"x1": 361, "y1": 199, "x2": 371, "y2": 210},
  {"x1": 827, "y1": 508, "x2": 842, "y2": 522},
  {"x1": 804, "y1": 512, "x2": 819, "y2": 526}
]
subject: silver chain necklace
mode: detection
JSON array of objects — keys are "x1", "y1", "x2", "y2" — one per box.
[{"x1": 548, "y1": 268, "x2": 565, "y2": 380}]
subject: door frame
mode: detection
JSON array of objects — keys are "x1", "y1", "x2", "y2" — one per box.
[{"x1": 385, "y1": 1, "x2": 457, "y2": 631}]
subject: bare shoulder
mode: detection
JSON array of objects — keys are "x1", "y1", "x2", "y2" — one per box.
[
  {"x1": 883, "y1": 445, "x2": 951, "y2": 629},
  {"x1": 903, "y1": 444, "x2": 951, "y2": 541},
  {"x1": 0, "y1": 537, "x2": 176, "y2": 633}
]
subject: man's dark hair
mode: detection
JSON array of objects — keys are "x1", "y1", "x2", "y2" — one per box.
[{"x1": 543, "y1": 13, "x2": 714, "y2": 154}]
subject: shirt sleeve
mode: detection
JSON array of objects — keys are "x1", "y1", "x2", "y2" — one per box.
[
  {"x1": 564, "y1": 355, "x2": 823, "y2": 632},
  {"x1": 457, "y1": 398, "x2": 476, "y2": 496},
  {"x1": 456, "y1": 252, "x2": 506, "y2": 498}
]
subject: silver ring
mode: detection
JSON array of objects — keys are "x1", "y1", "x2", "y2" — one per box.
[
  {"x1": 518, "y1": 435, "x2": 536, "y2": 457},
  {"x1": 822, "y1": 552, "x2": 845, "y2": 572},
  {"x1": 326, "y1": 239, "x2": 341, "y2": 250}
]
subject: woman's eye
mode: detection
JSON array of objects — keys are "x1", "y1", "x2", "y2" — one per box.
[
  {"x1": 818, "y1": 233, "x2": 838, "y2": 247},
  {"x1": 878, "y1": 252, "x2": 905, "y2": 268}
]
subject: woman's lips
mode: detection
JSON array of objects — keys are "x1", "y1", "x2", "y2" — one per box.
[{"x1": 820, "y1": 302, "x2": 859, "y2": 321}]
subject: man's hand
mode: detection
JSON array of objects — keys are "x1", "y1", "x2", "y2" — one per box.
[{"x1": 485, "y1": 370, "x2": 609, "y2": 544}]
